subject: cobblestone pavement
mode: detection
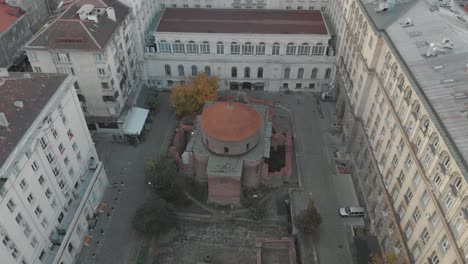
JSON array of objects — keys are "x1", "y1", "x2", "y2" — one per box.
[
  {"x1": 153, "y1": 220, "x2": 288, "y2": 264},
  {"x1": 76, "y1": 93, "x2": 177, "y2": 264}
]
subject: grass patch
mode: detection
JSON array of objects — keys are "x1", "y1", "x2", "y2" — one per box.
[{"x1": 136, "y1": 243, "x2": 150, "y2": 264}]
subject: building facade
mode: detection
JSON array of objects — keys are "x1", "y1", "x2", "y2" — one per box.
[
  {"x1": 0, "y1": 0, "x2": 49, "y2": 70},
  {"x1": 25, "y1": 0, "x2": 141, "y2": 135},
  {"x1": 144, "y1": 8, "x2": 336, "y2": 92},
  {"x1": 156, "y1": 0, "x2": 328, "y2": 11},
  {"x1": 327, "y1": 0, "x2": 468, "y2": 263},
  {"x1": 0, "y1": 72, "x2": 108, "y2": 264}
]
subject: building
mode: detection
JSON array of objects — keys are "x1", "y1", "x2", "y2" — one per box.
[
  {"x1": 156, "y1": 0, "x2": 328, "y2": 11},
  {"x1": 25, "y1": 0, "x2": 142, "y2": 135},
  {"x1": 183, "y1": 101, "x2": 272, "y2": 205},
  {"x1": 144, "y1": 8, "x2": 336, "y2": 92},
  {"x1": 327, "y1": 0, "x2": 468, "y2": 263},
  {"x1": 0, "y1": 71, "x2": 108, "y2": 264},
  {"x1": 0, "y1": 0, "x2": 49, "y2": 70}
]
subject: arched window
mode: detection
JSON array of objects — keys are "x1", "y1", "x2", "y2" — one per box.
[
  {"x1": 187, "y1": 41, "x2": 199, "y2": 54},
  {"x1": 297, "y1": 68, "x2": 304, "y2": 79},
  {"x1": 311, "y1": 43, "x2": 325, "y2": 56},
  {"x1": 405, "y1": 88, "x2": 413, "y2": 103},
  {"x1": 454, "y1": 176, "x2": 462, "y2": 191},
  {"x1": 397, "y1": 74, "x2": 405, "y2": 89},
  {"x1": 231, "y1": 67, "x2": 237, "y2": 78},
  {"x1": 191, "y1": 65, "x2": 198, "y2": 76},
  {"x1": 324, "y1": 68, "x2": 332, "y2": 79},
  {"x1": 216, "y1": 42, "x2": 224, "y2": 54},
  {"x1": 172, "y1": 40, "x2": 184, "y2": 53},
  {"x1": 286, "y1": 43, "x2": 296, "y2": 55},
  {"x1": 231, "y1": 42, "x2": 240, "y2": 55},
  {"x1": 311, "y1": 68, "x2": 318, "y2": 79},
  {"x1": 257, "y1": 67, "x2": 263, "y2": 78},
  {"x1": 272, "y1": 42, "x2": 280, "y2": 55},
  {"x1": 164, "y1": 65, "x2": 171, "y2": 76},
  {"x1": 421, "y1": 117, "x2": 430, "y2": 132},
  {"x1": 204, "y1": 66, "x2": 211, "y2": 76},
  {"x1": 442, "y1": 156, "x2": 451, "y2": 168},
  {"x1": 159, "y1": 40, "x2": 171, "y2": 53},
  {"x1": 256, "y1": 42, "x2": 266, "y2": 55},
  {"x1": 284, "y1": 67, "x2": 290, "y2": 79},
  {"x1": 298, "y1": 43, "x2": 310, "y2": 55},
  {"x1": 178, "y1": 65, "x2": 184, "y2": 76},
  {"x1": 244, "y1": 67, "x2": 250, "y2": 78},
  {"x1": 242, "y1": 42, "x2": 253, "y2": 55},
  {"x1": 201, "y1": 41, "x2": 210, "y2": 54}
]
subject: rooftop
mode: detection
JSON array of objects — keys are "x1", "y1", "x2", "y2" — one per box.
[
  {"x1": 200, "y1": 102, "x2": 262, "y2": 142},
  {"x1": 0, "y1": 2, "x2": 24, "y2": 33},
  {"x1": 0, "y1": 72, "x2": 67, "y2": 168},
  {"x1": 27, "y1": 0, "x2": 129, "y2": 50},
  {"x1": 156, "y1": 8, "x2": 328, "y2": 35},
  {"x1": 362, "y1": 0, "x2": 468, "y2": 174}
]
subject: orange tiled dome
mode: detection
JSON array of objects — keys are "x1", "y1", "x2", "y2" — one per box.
[{"x1": 200, "y1": 102, "x2": 261, "y2": 142}]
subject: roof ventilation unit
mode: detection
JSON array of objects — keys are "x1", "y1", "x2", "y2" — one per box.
[{"x1": 401, "y1": 17, "x2": 414, "y2": 27}]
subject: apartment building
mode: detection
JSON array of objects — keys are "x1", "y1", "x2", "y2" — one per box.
[
  {"x1": 326, "y1": 0, "x2": 468, "y2": 263},
  {"x1": 0, "y1": 0, "x2": 49, "y2": 70},
  {"x1": 0, "y1": 71, "x2": 108, "y2": 264},
  {"x1": 156, "y1": 0, "x2": 329, "y2": 11},
  {"x1": 144, "y1": 8, "x2": 335, "y2": 92},
  {"x1": 25, "y1": 0, "x2": 141, "y2": 135}
]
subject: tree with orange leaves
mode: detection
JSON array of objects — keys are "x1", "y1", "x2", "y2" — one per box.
[{"x1": 170, "y1": 74, "x2": 219, "y2": 117}]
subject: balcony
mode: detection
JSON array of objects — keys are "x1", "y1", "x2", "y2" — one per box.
[{"x1": 44, "y1": 159, "x2": 103, "y2": 263}]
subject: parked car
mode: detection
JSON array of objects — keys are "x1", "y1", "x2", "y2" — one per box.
[{"x1": 339, "y1": 207, "x2": 365, "y2": 217}]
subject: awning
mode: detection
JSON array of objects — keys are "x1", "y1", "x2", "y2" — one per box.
[{"x1": 122, "y1": 107, "x2": 150, "y2": 135}]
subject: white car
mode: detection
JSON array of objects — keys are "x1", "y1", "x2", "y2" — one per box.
[{"x1": 339, "y1": 207, "x2": 365, "y2": 217}]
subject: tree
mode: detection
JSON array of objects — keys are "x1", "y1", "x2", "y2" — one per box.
[
  {"x1": 295, "y1": 200, "x2": 322, "y2": 233},
  {"x1": 369, "y1": 253, "x2": 398, "y2": 264},
  {"x1": 170, "y1": 74, "x2": 219, "y2": 117},
  {"x1": 132, "y1": 195, "x2": 177, "y2": 235},
  {"x1": 145, "y1": 158, "x2": 187, "y2": 204}
]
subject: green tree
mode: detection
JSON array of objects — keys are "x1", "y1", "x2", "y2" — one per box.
[
  {"x1": 170, "y1": 74, "x2": 219, "y2": 117},
  {"x1": 369, "y1": 253, "x2": 398, "y2": 264},
  {"x1": 296, "y1": 200, "x2": 322, "y2": 233},
  {"x1": 132, "y1": 195, "x2": 177, "y2": 235},
  {"x1": 145, "y1": 158, "x2": 187, "y2": 204}
]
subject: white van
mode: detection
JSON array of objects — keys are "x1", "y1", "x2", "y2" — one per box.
[{"x1": 339, "y1": 207, "x2": 365, "y2": 217}]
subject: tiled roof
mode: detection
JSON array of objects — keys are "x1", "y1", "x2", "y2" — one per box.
[
  {"x1": 27, "y1": 0, "x2": 129, "y2": 50},
  {"x1": 0, "y1": 2, "x2": 24, "y2": 33},
  {"x1": 0, "y1": 73, "x2": 67, "y2": 168},
  {"x1": 157, "y1": 8, "x2": 328, "y2": 35}
]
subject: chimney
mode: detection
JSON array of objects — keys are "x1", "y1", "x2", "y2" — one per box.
[
  {"x1": 13, "y1": 101, "x2": 24, "y2": 109},
  {"x1": 106, "y1": 7, "x2": 116, "y2": 21},
  {"x1": 0, "y1": 113, "x2": 8, "y2": 128},
  {"x1": 0, "y1": 68, "x2": 8, "y2": 77}
]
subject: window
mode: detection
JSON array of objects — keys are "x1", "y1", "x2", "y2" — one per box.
[
  {"x1": 272, "y1": 43, "x2": 280, "y2": 55},
  {"x1": 324, "y1": 68, "x2": 332, "y2": 79},
  {"x1": 173, "y1": 40, "x2": 185, "y2": 53},
  {"x1": 422, "y1": 191, "x2": 430, "y2": 207},
  {"x1": 412, "y1": 245, "x2": 420, "y2": 260},
  {"x1": 230, "y1": 42, "x2": 240, "y2": 55},
  {"x1": 441, "y1": 236, "x2": 450, "y2": 251},
  {"x1": 58, "y1": 143, "x2": 65, "y2": 154},
  {"x1": 191, "y1": 65, "x2": 198, "y2": 76},
  {"x1": 164, "y1": 65, "x2": 171, "y2": 76},
  {"x1": 30, "y1": 236, "x2": 38, "y2": 248},
  {"x1": 201, "y1": 41, "x2": 210, "y2": 54},
  {"x1": 405, "y1": 224, "x2": 413, "y2": 239},
  {"x1": 28, "y1": 51, "x2": 37, "y2": 61},
  {"x1": 94, "y1": 53, "x2": 105, "y2": 62},
  {"x1": 242, "y1": 42, "x2": 253, "y2": 55},
  {"x1": 231, "y1": 67, "x2": 237, "y2": 78},
  {"x1": 33, "y1": 66, "x2": 42, "y2": 73},
  {"x1": 406, "y1": 189, "x2": 413, "y2": 201},
  {"x1": 224, "y1": 147, "x2": 229, "y2": 153},
  {"x1": 311, "y1": 68, "x2": 318, "y2": 79},
  {"x1": 15, "y1": 212, "x2": 23, "y2": 224},
  {"x1": 256, "y1": 42, "x2": 266, "y2": 55},
  {"x1": 295, "y1": 83, "x2": 302, "y2": 89},
  {"x1": 19, "y1": 179, "x2": 27, "y2": 190},
  {"x1": 216, "y1": 42, "x2": 224, "y2": 54},
  {"x1": 31, "y1": 161, "x2": 39, "y2": 172},
  {"x1": 420, "y1": 228, "x2": 430, "y2": 244},
  {"x1": 54, "y1": 52, "x2": 70, "y2": 62},
  {"x1": 68, "y1": 242, "x2": 74, "y2": 253},
  {"x1": 204, "y1": 66, "x2": 211, "y2": 77},
  {"x1": 27, "y1": 193, "x2": 34, "y2": 204},
  {"x1": 257, "y1": 67, "x2": 263, "y2": 78},
  {"x1": 286, "y1": 43, "x2": 296, "y2": 55},
  {"x1": 297, "y1": 68, "x2": 304, "y2": 79},
  {"x1": 312, "y1": 43, "x2": 325, "y2": 55},
  {"x1": 7, "y1": 199, "x2": 16, "y2": 212},
  {"x1": 430, "y1": 251, "x2": 439, "y2": 264},
  {"x1": 244, "y1": 67, "x2": 250, "y2": 78},
  {"x1": 187, "y1": 41, "x2": 199, "y2": 54},
  {"x1": 38, "y1": 175, "x2": 45, "y2": 186},
  {"x1": 97, "y1": 68, "x2": 106, "y2": 76},
  {"x1": 444, "y1": 194, "x2": 453, "y2": 209},
  {"x1": 2, "y1": 235, "x2": 9, "y2": 247},
  {"x1": 412, "y1": 208, "x2": 421, "y2": 223},
  {"x1": 67, "y1": 129, "x2": 74, "y2": 140},
  {"x1": 41, "y1": 217, "x2": 48, "y2": 228},
  {"x1": 34, "y1": 206, "x2": 43, "y2": 217},
  {"x1": 159, "y1": 40, "x2": 171, "y2": 53},
  {"x1": 455, "y1": 177, "x2": 462, "y2": 191},
  {"x1": 101, "y1": 82, "x2": 110, "y2": 89},
  {"x1": 298, "y1": 43, "x2": 310, "y2": 55},
  {"x1": 284, "y1": 67, "x2": 290, "y2": 79}
]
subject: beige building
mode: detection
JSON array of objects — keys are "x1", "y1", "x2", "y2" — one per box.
[{"x1": 327, "y1": 0, "x2": 468, "y2": 263}]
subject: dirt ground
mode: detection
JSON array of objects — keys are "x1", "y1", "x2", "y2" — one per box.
[{"x1": 152, "y1": 220, "x2": 288, "y2": 264}]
